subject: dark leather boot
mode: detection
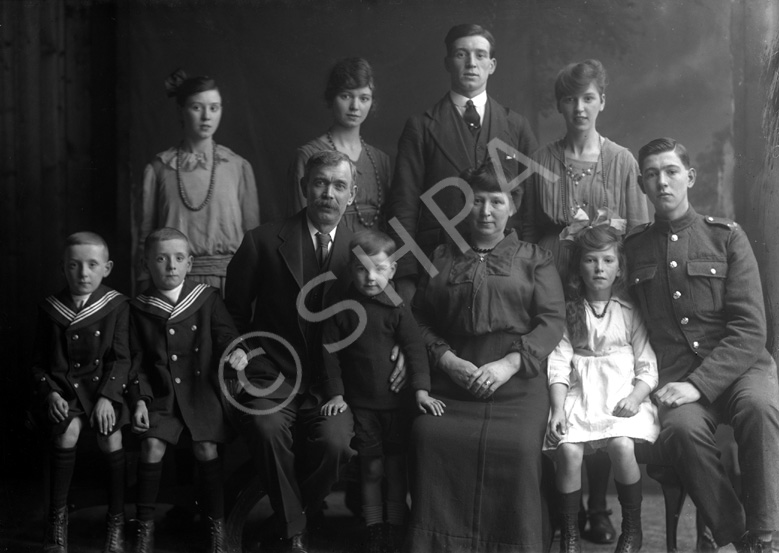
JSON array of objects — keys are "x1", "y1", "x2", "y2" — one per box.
[
  {"x1": 206, "y1": 517, "x2": 225, "y2": 553},
  {"x1": 614, "y1": 507, "x2": 642, "y2": 553},
  {"x1": 133, "y1": 520, "x2": 154, "y2": 553},
  {"x1": 43, "y1": 505, "x2": 68, "y2": 553},
  {"x1": 734, "y1": 533, "x2": 774, "y2": 553},
  {"x1": 560, "y1": 512, "x2": 582, "y2": 553},
  {"x1": 103, "y1": 513, "x2": 125, "y2": 553}
]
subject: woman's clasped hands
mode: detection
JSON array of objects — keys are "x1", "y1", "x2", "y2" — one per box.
[{"x1": 439, "y1": 351, "x2": 521, "y2": 399}]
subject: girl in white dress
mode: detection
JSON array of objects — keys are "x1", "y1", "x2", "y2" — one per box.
[{"x1": 545, "y1": 224, "x2": 659, "y2": 553}]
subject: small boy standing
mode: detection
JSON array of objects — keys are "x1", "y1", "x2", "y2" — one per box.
[
  {"x1": 128, "y1": 228, "x2": 246, "y2": 553},
  {"x1": 321, "y1": 230, "x2": 444, "y2": 553},
  {"x1": 31, "y1": 231, "x2": 130, "y2": 553}
]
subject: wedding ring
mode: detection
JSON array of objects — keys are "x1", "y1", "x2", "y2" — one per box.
[{"x1": 485, "y1": 380, "x2": 491, "y2": 386}]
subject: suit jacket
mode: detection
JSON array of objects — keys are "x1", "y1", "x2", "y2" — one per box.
[
  {"x1": 225, "y1": 210, "x2": 355, "y2": 402},
  {"x1": 128, "y1": 280, "x2": 239, "y2": 442},
  {"x1": 31, "y1": 285, "x2": 130, "y2": 418},
  {"x1": 387, "y1": 93, "x2": 537, "y2": 279}
]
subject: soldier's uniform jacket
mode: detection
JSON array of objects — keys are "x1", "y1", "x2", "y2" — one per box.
[
  {"x1": 128, "y1": 280, "x2": 240, "y2": 442},
  {"x1": 625, "y1": 207, "x2": 776, "y2": 402},
  {"x1": 31, "y1": 285, "x2": 130, "y2": 418}
]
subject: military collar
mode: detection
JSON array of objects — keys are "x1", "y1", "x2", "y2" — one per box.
[
  {"x1": 42, "y1": 285, "x2": 126, "y2": 328},
  {"x1": 652, "y1": 206, "x2": 697, "y2": 235}
]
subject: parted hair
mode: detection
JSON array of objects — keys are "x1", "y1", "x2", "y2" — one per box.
[
  {"x1": 638, "y1": 137, "x2": 691, "y2": 172},
  {"x1": 302, "y1": 149, "x2": 357, "y2": 189},
  {"x1": 349, "y1": 230, "x2": 397, "y2": 262},
  {"x1": 64, "y1": 231, "x2": 109, "y2": 257},
  {"x1": 444, "y1": 23, "x2": 496, "y2": 57},
  {"x1": 144, "y1": 227, "x2": 190, "y2": 256},
  {"x1": 565, "y1": 225, "x2": 627, "y2": 345},
  {"x1": 324, "y1": 57, "x2": 376, "y2": 111},
  {"x1": 554, "y1": 59, "x2": 608, "y2": 104}
]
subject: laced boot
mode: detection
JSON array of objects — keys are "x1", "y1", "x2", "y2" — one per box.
[
  {"x1": 206, "y1": 517, "x2": 226, "y2": 553},
  {"x1": 560, "y1": 512, "x2": 582, "y2": 553},
  {"x1": 43, "y1": 505, "x2": 68, "y2": 553},
  {"x1": 103, "y1": 513, "x2": 125, "y2": 553},
  {"x1": 614, "y1": 506, "x2": 642, "y2": 553},
  {"x1": 133, "y1": 520, "x2": 154, "y2": 553}
]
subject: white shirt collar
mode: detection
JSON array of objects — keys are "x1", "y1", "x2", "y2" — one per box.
[
  {"x1": 449, "y1": 90, "x2": 487, "y2": 124},
  {"x1": 71, "y1": 293, "x2": 91, "y2": 310},
  {"x1": 306, "y1": 216, "x2": 337, "y2": 253},
  {"x1": 159, "y1": 282, "x2": 184, "y2": 304}
]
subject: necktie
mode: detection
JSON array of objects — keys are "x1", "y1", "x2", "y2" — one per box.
[
  {"x1": 464, "y1": 100, "x2": 480, "y2": 134},
  {"x1": 316, "y1": 232, "x2": 332, "y2": 267}
]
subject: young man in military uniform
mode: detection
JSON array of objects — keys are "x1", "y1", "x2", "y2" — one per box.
[{"x1": 625, "y1": 137, "x2": 779, "y2": 553}]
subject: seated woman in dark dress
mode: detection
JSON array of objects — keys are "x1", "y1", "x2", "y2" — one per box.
[{"x1": 407, "y1": 164, "x2": 566, "y2": 553}]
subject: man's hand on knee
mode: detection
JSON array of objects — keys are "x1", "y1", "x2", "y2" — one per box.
[{"x1": 654, "y1": 382, "x2": 701, "y2": 408}]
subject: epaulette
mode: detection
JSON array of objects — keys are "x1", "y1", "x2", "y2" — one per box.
[
  {"x1": 702, "y1": 214, "x2": 738, "y2": 229},
  {"x1": 624, "y1": 222, "x2": 652, "y2": 241}
]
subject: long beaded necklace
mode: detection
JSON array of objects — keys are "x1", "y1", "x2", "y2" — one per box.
[
  {"x1": 561, "y1": 135, "x2": 605, "y2": 224},
  {"x1": 177, "y1": 141, "x2": 217, "y2": 212},
  {"x1": 585, "y1": 297, "x2": 611, "y2": 319},
  {"x1": 327, "y1": 130, "x2": 382, "y2": 228}
]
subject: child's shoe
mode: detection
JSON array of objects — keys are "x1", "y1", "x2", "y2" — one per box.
[
  {"x1": 133, "y1": 520, "x2": 154, "y2": 553},
  {"x1": 614, "y1": 506, "x2": 642, "y2": 553},
  {"x1": 206, "y1": 517, "x2": 226, "y2": 553},
  {"x1": 103, "y1": 512, "x2": 125, "y2": 553},
  {"x1": 43, "y1": 505, "x2": 68, "y2": 553},
  {"x1": 560, "y1": 512, "x2": 582, "y2": 553}
]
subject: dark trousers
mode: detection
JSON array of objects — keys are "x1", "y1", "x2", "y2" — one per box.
[
  {"x1": 657, "y1": 367, "x2": 779, "y2": 545},
  {"x1": 239, "y1": 394, "x2": 355, "y2": 538}
]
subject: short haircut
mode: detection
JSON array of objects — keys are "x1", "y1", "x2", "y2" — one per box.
[
  {"x1": 64, "y1": 231, "x2": 109, "y2": 258},
  {"x1": 302, "y1": 149, "x2": 357, "y2": 189},
  {"x1": 323, "y1": 57, "x2": 376, "y2": 110},
  {"x1": 144, "y1": 227, "x2": 190, "y2": 256},
  {"x1": 444, "y1": 23, "x2": 496, "y2": 58},
  {"x1": 638, "y1": 137, "x2": 691, "y2": 172},
  {"x1": 554, "y1": 59, "x2": 608, "y2": 103},
  {"x1": 166, "y1": 69, "x2": 219, "y2": 107},
  {"x1": 349, "y1": 230, "x2": 397, "y2": 262}
]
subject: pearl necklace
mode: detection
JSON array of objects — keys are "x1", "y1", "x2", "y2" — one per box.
[
  {"x1": 585, "y1": 297, "x2": 611, "y2": 319},
  {"x1": 177, "y1": 142, "x2": 217, "y2": 212},
  {"x1": 561, "y1": 135, "x2": 605, "y2": 223},
  {"x1": 327, "y1": 130, "x2": 382, "y2": 228}
]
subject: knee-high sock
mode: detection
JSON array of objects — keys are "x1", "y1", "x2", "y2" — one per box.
[
  {"x1": 50, "y1": 446, "x2": 77, "y2": 510},
  {"x1": 197, "y1": 458, "x2": 224, "y2": 520},
  {"x1": 103, "y1": 448, "x2": 125, "y2": 516},
  {"x1": 136, "y1": 461, "x2": 163, "y2": 522},
  {"x1": 615, "y1": 478, "x2": 642, "y2": 510},
  {"x1": 559, "y1": 488, "x2": 583, "y2": 515}
]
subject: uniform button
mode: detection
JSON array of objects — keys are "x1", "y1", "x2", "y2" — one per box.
[
  {"x1": 194, "y1": 347, "x2": 199, "y2": 353},
  {"x1": 73, "y1": 383, "x2": 79, "y2": 388},
  {"x1": 681, "y1": 317, "x2": 689, "y2": 325},
  {"x1": 673, "y1": 291, "x2": 681, "y2": 299},
  {"x1": 40, "y1": 377, "x2": 46, "y2": 382},
  {"x1": 122, "y1": 383, "x2": 126, "y2": 389},
  {"x1": 174, "y1": 377, "x2": 181, "y2": 384},
  {"x1": 634, "y1": 278, "x2": 640, "y2": 284},
  {"x1": 92, "y1": 376, "x2": 99, "y2": 382},
  {"x1": 670, "y1": 261, "x2": 678, "y2": 268},
  {"x1": 710, "y1": 268, "x2": 717, "y2": 275},
  {"x1": 171, "y1": 354, "x2": 178, "y2": 361},
  {"x1": 191, "y1": 325, "x2": 197, "y2": 331},
  {"x1": 73, "y1": 362, "x2": 81, "y2": 369},
  {"x1": 670, "y1": 234, "x2": 678, "y2": 242},
  {"x1": 693, "y1": 341, "x2": 699, "y2": 348},
  {"x1": 195, "y1": 371, "x2": 201, "y2": 376},
  {"x1": 707, "y1": 216, "x2": 714, "y2": 222},
  {"x1": 110, "y1": 376, "x2": 116, "y2": 380},
  {"x1": 94, "y1": 330, "x2": 101, "y2": 337},
  {"x1": 94, "y1": 359, "x2": 100, "y2": 366},
  {"x1": 133, "y1": 379, "x2": 139, "y2": 385},
  {"x1": 169, "y1": 328, "x2": 176, "y2": 335},
  {"x1": 72, "y1": 334, "x2": 79, "y2": 340}
]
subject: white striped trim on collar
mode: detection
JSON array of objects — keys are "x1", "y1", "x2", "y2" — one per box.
[
  {"x1": 46, "y1": 290, "x2": 122, "y2": 326},
  {"x1": 137, "y1": 284, "x2": 209, "y2": 320}
]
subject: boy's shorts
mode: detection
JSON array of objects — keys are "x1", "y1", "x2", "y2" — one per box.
[{"x1": 351, "y1": 407, "x2": 410, "y2": 457}]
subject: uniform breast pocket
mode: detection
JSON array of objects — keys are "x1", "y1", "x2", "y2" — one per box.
[
  {"x1": 687, "y1": 260, "x2": 727, "y2": 312},
  {"x1": 628, "y1": 265, "x2": 658, "y2": 322}
]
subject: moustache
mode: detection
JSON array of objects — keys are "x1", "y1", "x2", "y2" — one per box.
[{"x1": 313, "y1": 199, "x2": 339, "y2": 210}]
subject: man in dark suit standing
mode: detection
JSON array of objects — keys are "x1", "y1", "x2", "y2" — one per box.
[
  {"x1": 225, "y1": 150, "x2": 358, "y2": 553},
  {"x1": 386, "y1": 23, "x2": 538, "y2": 302}
]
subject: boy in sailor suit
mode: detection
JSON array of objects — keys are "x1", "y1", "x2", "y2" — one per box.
[
  {"x1": 128, "y1": 228, "x2": 247, "y2": 553},
  {"x1": 31, "y1": 231, "x2": 130, "y2": 553}
]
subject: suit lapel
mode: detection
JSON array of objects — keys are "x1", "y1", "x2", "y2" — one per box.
[
  {"x1": 485, "y1": 95, "x2": 511, "y2": 146},
  {"x1": 278, "y1": 211, "x2": 307, "y2": 291},
  {"x1": 427, "y1": 94, "x2": 473, "y2": 173}
]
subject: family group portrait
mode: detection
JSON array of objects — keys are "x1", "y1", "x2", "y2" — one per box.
[{"x1": 2, "y1": 1, "x2": 779, "y2": 553}]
